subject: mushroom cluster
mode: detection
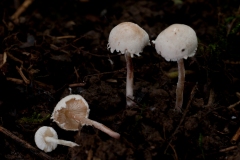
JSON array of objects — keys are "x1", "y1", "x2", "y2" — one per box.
[
  {"x1": 33, "y1": 22, "x2": 198, "y2": 155},
  {"x1": 108, "y1": 22, "x2": 198, "y2": 111},
  {"x1": 34, "y1": 94, "x2": 120, "y2": 153}
]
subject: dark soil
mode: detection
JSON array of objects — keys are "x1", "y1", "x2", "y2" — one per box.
[{"x1": 1, "y1": 0, "x2": 240, "y2": 159}]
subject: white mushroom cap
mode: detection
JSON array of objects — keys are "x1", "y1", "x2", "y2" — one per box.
[
  {"x1": 34, "y1": 126, "x2": 58, "y2": 152},
  {"x1": 51, "y1": 94, "x2": 90, "y2": 131},
  {"x1": 154, "y1": 24, "x2": 198, "y2": 61},
  {"x1": 34, "y1": 126, "x2": 79, "y2": 152},
  {"x1": 107, "y1": 22, "x2": 150, "y2": 57}
]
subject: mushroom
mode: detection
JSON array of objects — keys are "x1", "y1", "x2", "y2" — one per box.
[
  {"x1": 154, "y1": 24, "x2": 198, "y2": 112},
  {"x1": 51, "y1": 94, "x2": 120, "y2": 139},
  {"x1": 107, "y1": 22, "x2": 150, "y2": 106},
  {"x1": 34, "y1": 126, "x2": 79, "y2": 152}
]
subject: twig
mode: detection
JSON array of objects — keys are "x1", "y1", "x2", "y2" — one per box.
[
  {"x1": 164, "y1": 84, "x2": 197, "y2": 153},
  {"x1": 50, "y1": 44, "x2": 69, "y2": 55},
  {"x1": 6, "y1": 52, "x2": 23, "y2": 64},
  {"x1": 223, "y1": 60, "x2": 240, "y2": 65},
  {"x1": 16, "y1": 66, "x2": 30, "y2": 84},
  {"x1": 206, "y1": 88, "x2": 215, "y2": 107},
  {"x1": 6, "y1": 77, "x2": 24, "y2": 84},
  {"x1": 236, "y1": 92, "x2": 240, "y2": 99},
  {"x1": 219, "y1": 145, "x2": 237, "y2": 152},
  {"x1": 169, "y1": 143, "x2": 178, "y2": 160},
  {"x1": 55, "y1": 35, "x2": 76, "y2": 40},
  {"x1": 11, "y1": 0, "x2": 33, "y2": 23},
  {"x1": 231, "y1": 127, "x2": 240, "y2": 144},
  {"x1": 228, "y1": 101, "x2": 240, "y2": 109},
  {"x1": 87, "y1": 149, "x2": 93, "y2": 160},
  {"x1": 81, "y1": 50, "x2": 121, "y2": 58},
  {"x1": 83, "y1": 69, "x2": 125, "y2": 80},
  {"x1": 74, "y1": 67, "x2": 80, "y2": 82},
  {"x1": 0, "y1": 52, "x2": 7, "y2": 68},
  {"x1": 0, "y1": 126, "x2": 54, "y2": 160},
  {"x1": 34, "y1": 80, "x2": 54, "y2": 90},
  {"x1": 69, "y1": 83, "x2": 86, "y2": 88}
]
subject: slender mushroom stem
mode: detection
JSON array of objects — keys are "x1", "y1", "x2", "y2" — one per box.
[
  {"x1": 125, "y1": 52, "x2": 134, "y2": 106},
  {"x1": 45, "y1": 137, "x2": 79, "y2": 147},
  {"x1": 74, "y1": 116, "x2": 120, "y2": 139},
  {"x1": 175, "y1": 59, "x2": 185, "y2": 112},
  {"x1": 86, "y1": 119, "x2": 120, "y2": 139}
]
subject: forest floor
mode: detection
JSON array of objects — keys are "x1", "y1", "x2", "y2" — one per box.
[{"x1": 1, "y1": 0, "x2": 240, "y2": 160}]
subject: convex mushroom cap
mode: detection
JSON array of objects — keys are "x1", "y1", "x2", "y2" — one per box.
[
  {"x1": 107, "y1": 22, "x2": 150, "y2": 57},
  {"x1": 34, "y1": 126, "x2": 79, "y2": 152},
  {"x1": 154, "y1": 24, "x2": 198, "y2": 61}
]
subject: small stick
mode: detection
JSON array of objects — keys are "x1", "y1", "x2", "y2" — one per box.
[
  {"x1": 236, "y1": 92, "x2": 240, "y2": 99},
  {"x1": 50, "y1": 44, "x2": 69, "y2": 55},
  {"x1": 6, "y1": 77, "x2": 24, "y2": 84},
  {"x1": 219, "y1": 145, "x2": 237, "y2": 152},
  {"x1": 74, "y1": 67, "x2": 80, "y2": 82},
  {"x1": 169, "y1": 143, "x2": 178, "y2": 160},
  {"x1": 16, "y1": 66, "x2": 30, "y2": 84},
  {"x1": 0, "y1": 52, "x2": 7, "y2": 68},
  {"x1": 231, "y1": 127, "x2": 240, "y2": 144},
  {"x1": 69, "y1": 83, "x2": 86, "y2": 88},
  {"x1": 55, "y1": 35, "x2": 76, "y2": 40},
  {"x1": 206, "y1": 89, "x2": 215, "y2": 107},
  {"x1": 228, "y1": 101, "x2": 240, "y2": 109},
  {"x1": 11, "y1": 0, "x2": 33, "y2": 22},
  {"x1": 34, "y1": 80, "x2": 54, "y2": 90},
  {"x1": 87, "y1": 149, "x2": 93, "y2": 160},
  {"x1": 6, "y1": 52, "x2": 23, "y2": 64},
  {"x1": 0, "y1": 126, "x2": 54, "y2": 160},
  {"x1": 83, "y1": 69, "x2": 124, "y2": 79},
  {"x1": 223, "y1": 60, "x2": 240, "y2": 65}
]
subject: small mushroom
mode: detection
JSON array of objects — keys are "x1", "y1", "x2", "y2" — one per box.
[
  {"x1": 154, "y1": 24, "x2": 198, "y2": 112},
  {"x1": 107, "y1": 22, "x2": 150, "y2": 106},
  {"x1": 34, "y1": 126, "x2": 79, "y2": 152},
  {"x1": 51, "y1": 94, "x2": 120, "y2": 139}
]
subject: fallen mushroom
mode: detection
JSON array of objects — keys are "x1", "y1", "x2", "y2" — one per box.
[
  {"x1": 51, "y1": 94, "x2": 120, "y2": 139},
  {"x1": 34, "y1": 126, "x2": 79, "y2": 153},
  {"x1": 107, "y1": 22, "x2": 150, "y2": 106},
  {"x1": 154, "y1": 24, "x2": 198, "y2": 112}
]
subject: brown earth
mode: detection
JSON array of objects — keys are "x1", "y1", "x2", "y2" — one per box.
[{"x1": 0, "y1": 0, "x2": 240, "y2": 160}]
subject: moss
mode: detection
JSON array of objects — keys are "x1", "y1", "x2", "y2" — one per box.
[
  {"x1": 18, "y1": 112, "x2": 50, "y2": 124},
  {"x1": 208, "y1": 16, "x2": 240, "y2": 60},
  {"x1": 200, "y1": 13, "x2": 240, "y2": 91}
]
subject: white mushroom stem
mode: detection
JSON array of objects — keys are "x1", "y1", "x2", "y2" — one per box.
[
  {"x1": 175, "y1": 59, "x2": 185, "y2": 112},
  {"x1": 45, "y1": 137, "x2": 79, "y2": 148},
  {"x1": 125, "y1": 52, "x2": 134, "y2": 106},
  {"x1": 74, "y1": 116, "x2": 120, "y2": 139}
]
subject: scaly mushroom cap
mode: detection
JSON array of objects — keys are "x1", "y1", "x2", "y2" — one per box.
[
  {"x1": 51, "y1": 94, "x2": 90, "y2": 131},
  {"x1": 154, "y1": 24, "x2": 198, "y2": 61},
  {"x1": 34, "y1": 126, "x2": 58, "y2": 152},
  {"x1": 107, "y1": 22, "x2": 150, "y2": 57}
]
